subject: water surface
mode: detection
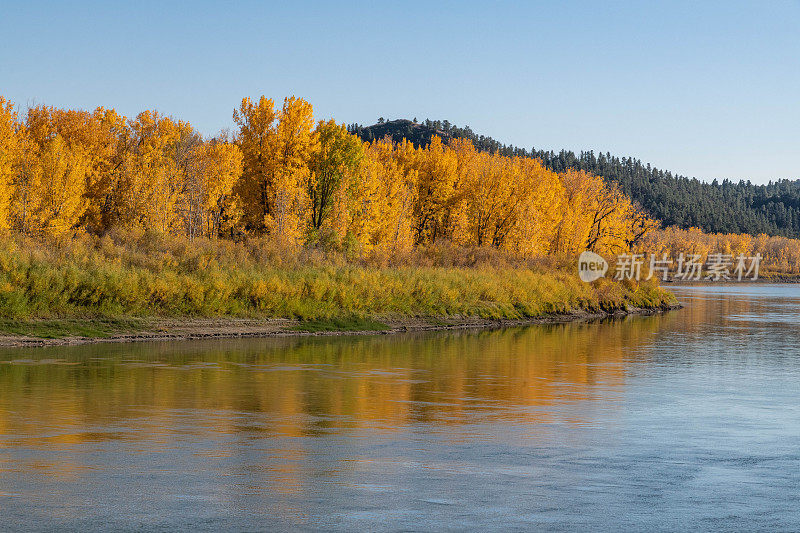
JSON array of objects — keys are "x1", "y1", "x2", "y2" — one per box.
[{"x1": 1, "y1": 284, "x2": 799, "y2": 531}]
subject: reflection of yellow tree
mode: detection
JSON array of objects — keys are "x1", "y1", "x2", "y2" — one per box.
[
  {"x1": 0, "y1": 316, "x2": 684, "y2": 496},
  {"x1": 0, "y1": 314, "x2": 671, "y2": 440}
]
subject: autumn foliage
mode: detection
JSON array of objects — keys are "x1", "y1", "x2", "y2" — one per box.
[
  {"x1": 0, "y1": 95, "x2": 655, "y2": 259},
  {"x1": 640, "y1": 227, "x2": 800, "y2": 275}
]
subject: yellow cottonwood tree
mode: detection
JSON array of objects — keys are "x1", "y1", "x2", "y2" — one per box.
[
  {"x1": 0, "y1": 98, "x2": 21, "y2": 232},
  {"x1": 460, "y1": 150, "x2": 520, "y2": 247},
  {"x1": 0, "y1": 94, "x2": 664, "y2": 259},
  {"x1": 324, "y1": 152, "x2": 379, "y2": 252},
  {"x1": 234, "y1": 96, "x2": 318, "y2": 244},
  {"x1": 505, "y1": 158, "x2": 565, "y2": 256},
  {"x1": 412, "y1": 135, "x2": 459, "y2": 243},
  {"x1": 267, "y1": 97, "x2": 318, "y2": 245},
  {"x1": 180, "y1": 142, "x2": 243, "y2": 238},
  {"x1": 233, "y1": 96, "x2": 277, "y2": 231},
  {"x1": 24, "y1": 104, "x2": 128, "y2": 232},
  {"x1": 553, "y1": 169, "x2": 653, "y2": 255},
  {"x1": 308, "y1": 120, "x2": 363, "y2": 232},
  {"x1": 12, "y1": 135, "x2": 88, "y2": 237},
  {"x1": 116, "y1": 111, "x2": 195, "y2": 233},
  {"x1": 355, "y1": 139, "x2": 417, "y2": 254}
]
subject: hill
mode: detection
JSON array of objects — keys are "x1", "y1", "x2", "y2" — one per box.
[{"x1": 349, "y1": 119, "x2": 800, "y2": 237}]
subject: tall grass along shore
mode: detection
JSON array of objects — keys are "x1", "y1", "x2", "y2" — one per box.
[{"x1": 0, "y1": 230, "x2": 675, "y2": 340}]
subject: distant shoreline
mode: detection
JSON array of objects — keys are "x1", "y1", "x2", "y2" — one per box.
[{"x1": 667, "y1": 276, "x2": 800, "y2": 285}]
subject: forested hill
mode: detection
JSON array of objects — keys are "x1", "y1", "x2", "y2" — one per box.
[{"x1": 348, "y1": 119, "x2": 800, "y2": 237}]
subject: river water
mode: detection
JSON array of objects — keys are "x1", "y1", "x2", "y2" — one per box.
[{"x1": 0, "y1": 285, "x2": 799, "y2": 531}]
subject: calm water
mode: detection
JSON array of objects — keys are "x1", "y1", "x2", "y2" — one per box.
[{"x1": 1, "y1": 285, "x2": 799, "y2": 531}]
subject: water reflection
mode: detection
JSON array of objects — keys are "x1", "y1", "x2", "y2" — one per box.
[
  {"x1": 0, "y1": 315, "x2": 672, "y2": 438},
  {"x1": 1, "y1": 286, "x2": 799, "y2": 530}
]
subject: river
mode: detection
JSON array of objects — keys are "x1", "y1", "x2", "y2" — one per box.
[{"x1": 0, "y1": 285, "x2": 798, "y2": 531}]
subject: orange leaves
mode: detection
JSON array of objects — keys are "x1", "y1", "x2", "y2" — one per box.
[
  {"x1": 181, "y1": 142, "x2": 243, "y2": 238},
  {"x1": 552, "y1": 169, "x2": 654, "y2": 256},
  {"x1": 504, "y1": 158, "x2": 564, "y2": 256},
  {"x1": 12, "y1": 135, "x2": 89, "y2": 237},
  {"x1": 360, "y1": 136, "x2": 644, "y2": 257},
  {"x1": 0, "y1": 98, "x2": 21, "y2": 233},
  {"x1": 0, "y1": 94, "x2": 659, "y2": 258},
  {"x1": 412, "y1": 135, "x2": 459, "y2": 243},
  {"x1": 116, "y1": 111, "x2": 194, "y2": 232},
  {"x1": 234, "y1": 96, "x2": 318, "y2": 245},
  {"x1": 640, "y1": 226, "x2": 800, "y2": 274}
]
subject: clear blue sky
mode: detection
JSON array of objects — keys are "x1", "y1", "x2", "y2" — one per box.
[{"x1": 1, "y1": 0, "x2": 797, "y2": 183}]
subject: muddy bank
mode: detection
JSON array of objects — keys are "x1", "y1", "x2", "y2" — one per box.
[{"x1": 0, "y1": 305, "x2": 682, "y2": 348}]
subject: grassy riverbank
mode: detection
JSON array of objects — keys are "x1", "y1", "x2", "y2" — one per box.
[{"x1": 0, "y1": 231, "x2": 677, "y2": 340}]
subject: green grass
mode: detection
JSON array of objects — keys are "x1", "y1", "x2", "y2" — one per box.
[
  {"x1": 0, "y1": 232, "x2": 677, "y2": 326},
  {"x1": 291, "y1": 316, "x2": 390, "y2": 333},
  {"x1": 0, "y1": 318, "x2": 149, "y2": 339}
]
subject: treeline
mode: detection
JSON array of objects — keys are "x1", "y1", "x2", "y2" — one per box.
[
  {"x1": 0, "y1": 96, "x2": 651, "y2": 257},
  {"x1": 640, "y1": 227, "x2": 800, "y2": 275},
  {"x1": 351, "y1": 119, "x2": 800, "y2": 237}
]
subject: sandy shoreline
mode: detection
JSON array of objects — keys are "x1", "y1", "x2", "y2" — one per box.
[{"x1": 0, "y1": 305, "x2": 682, "y2": 348}]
